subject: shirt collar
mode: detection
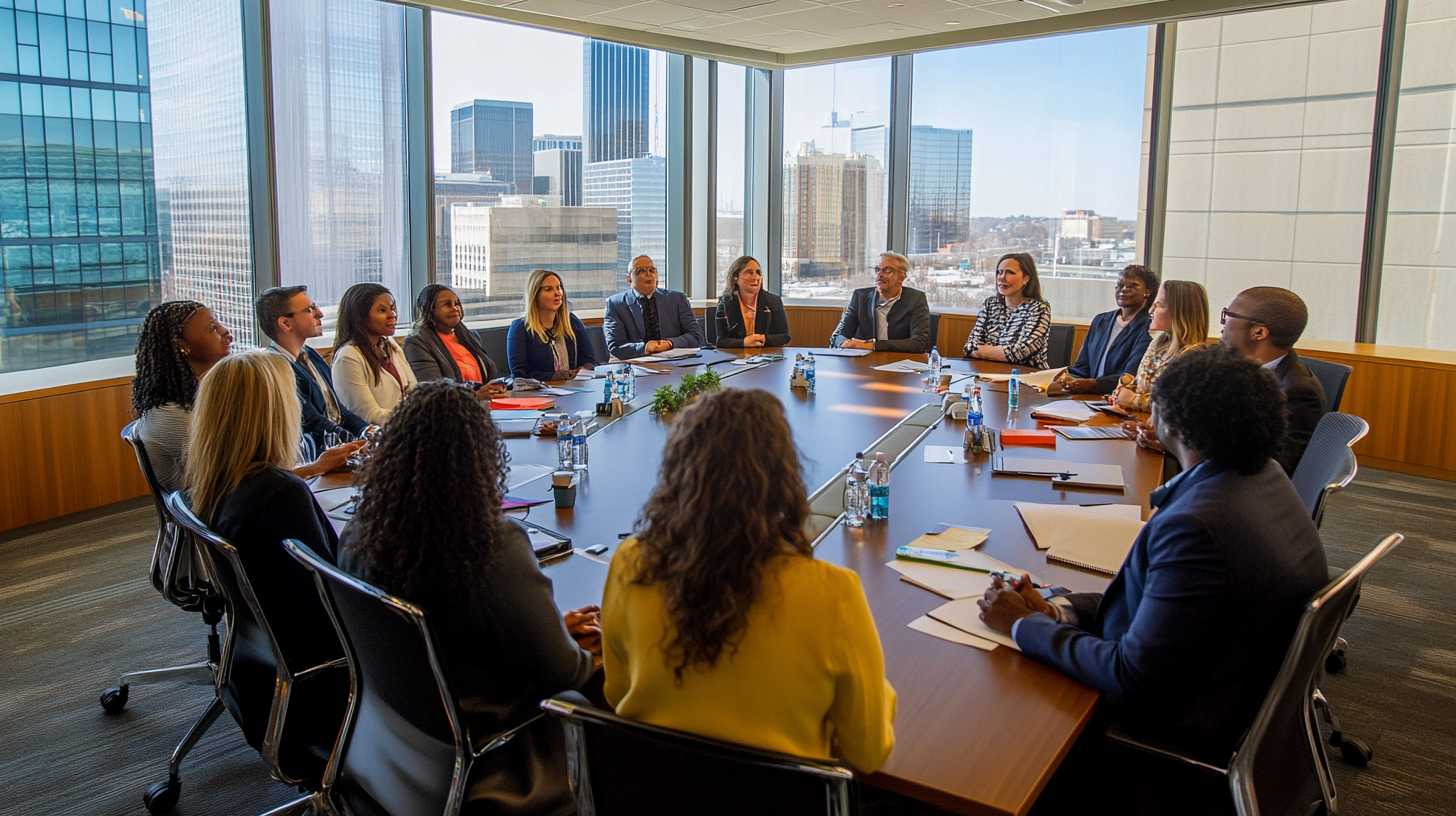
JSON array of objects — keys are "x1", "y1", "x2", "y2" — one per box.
[
  {"x1": 875, "y1": 293, "x2": 900, "y2": 309},
  {"x1": 1149, "y1": 459, "x2": 1208, "y2": 509},
  {"x1": 1262, "y1": 354, "x2": 1286, "y2": 371}
]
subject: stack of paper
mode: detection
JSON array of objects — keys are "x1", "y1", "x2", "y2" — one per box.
[
  {"x1": 812, "y1": 347, "x2": 873, "y2": 357},
  {"x1": 908, "y1": 616, "x2": 997, "y2": 651},
  {"x1": 1015, "y1": 502, "x2": 1144, "y2": 575},
  {"x1": 1015, "y1": 367, "x2": 1068, "y2": 391},
  {"x1": 873, "y1": 360, "x2": 930, "y2": 374},
  {"x1": 927, "y1": 598, "x2": 1022, "y2": 651},
  {"x1": 887, "y1": 549, "x2": 1036, "y2": 600},
  {"x1": 911, "y1": 525, "x2": 990, "y2": 551},
  {"x1": 1029, "y1": 399, "x2": 1098, "y2": 423}
]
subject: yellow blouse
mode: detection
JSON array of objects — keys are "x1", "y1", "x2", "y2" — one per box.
[{"x1": 602, "y1": 537, "x2": 897, "y2": 772}]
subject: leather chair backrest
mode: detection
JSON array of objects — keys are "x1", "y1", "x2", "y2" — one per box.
[
  {"x1": 587, "y1": 325, "x2": 609, "y2": 364},
  {"x1": 476, "y1": 327, "x2": 509, "y2": 378},
  {"x1": 1047, "y1": 324, "x2": 1075, "y2": 370},
  {"x1": 703, "y1": 305, "x2": 717, "y2": 347},
  {"x1": 121, "y1": 420, "x2": 192, "y2": 603}
]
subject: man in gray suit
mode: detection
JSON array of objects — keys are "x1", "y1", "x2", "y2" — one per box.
[{"x1": 830, "y1": 252, "x2": 931, "y2": 353}]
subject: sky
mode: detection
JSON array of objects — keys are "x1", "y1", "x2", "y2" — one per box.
[{"x1": 432, "y1": 14, "x2": 1149, "y2": 220}]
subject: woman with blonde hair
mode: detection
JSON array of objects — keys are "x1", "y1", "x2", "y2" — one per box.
[
  {"x1": 1114, "y1": 279, "x2": 1210, "y2": 413},
  {"x1": 602, "y1": 389, "x2": 896, "y2": 773},
  {"x1": 331, "y1": 282, "x2": 417, "y2": 423},
  {"x1": 506, "y1": 269, "x2": 599, "y2": 381}
]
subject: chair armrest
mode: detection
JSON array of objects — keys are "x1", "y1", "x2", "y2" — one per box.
[
  {"x1": 293, "y1": 657, "x2": 349, "y2": 681},
  {"x1": 469, "y1": 712, "x2": 546, "y2": 759},
  {"x1": 1105, "y1": 721, "x2": 1232, "y2": 777}
]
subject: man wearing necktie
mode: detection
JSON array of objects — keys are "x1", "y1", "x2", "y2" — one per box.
[{"x1": 603, "y1": 255, "x2": 705, "y2": 360}]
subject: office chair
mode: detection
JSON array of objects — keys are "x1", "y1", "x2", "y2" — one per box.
[
  {"x1": 158, "y1": 494, "x2": 348, "y2": 816},
  {"x1": 541, "y1": 696, "x2": 859, "y2": 816},
  {"x1": 1047, "y1": 324, "x2": 1075, "y2": 370},
  {"x1": 1301, "y1": 357, "x2": 1352, "y2": 413},
  {"x1": 1291, "y1": 413, "x2": 1369, "y2": 528},
  {"x1": 703, "y1": 305, "x2": 718, "y2": 347},
  {"x1": 1107, "y1": 533, "x2": 1403, "y2": 815},
  {"x1": 929, "y1": 312, "x2": 941, "y2": 351},
  {"x1": 476, "y1": 326, "x2": 510, "y2": 376},
  {"x1": 587, "y1": 325, "x2": 609, "y2": 364},
  {"x1": 100, "y1": 422, "x2": 222, "y2": 715},
  {"x1": 284, "y1": 538, "x2": 543, "y2": 816}
]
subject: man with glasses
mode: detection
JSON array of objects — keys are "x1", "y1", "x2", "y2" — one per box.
[
  {"x1": 830, "y1": 252, "x2": 931, "y2": 353},
  {"x1": 255, "y1": 285, "x2": 371, "y2": 448},
  {"x1": 1219, "y1": 287, "x2": 1327, "y2": 474},
  {"x1": 604, "y1": 255, "x2": 704, "y2": 360}
]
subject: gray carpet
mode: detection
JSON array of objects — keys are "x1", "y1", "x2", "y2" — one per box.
[{"x1": 0, "y1": 470, "x2": 1452, "y2": 815}]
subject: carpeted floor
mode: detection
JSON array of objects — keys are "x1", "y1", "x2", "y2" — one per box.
[{"x1": 0, "y1": 469, "x2": 1452, "y2": 815}]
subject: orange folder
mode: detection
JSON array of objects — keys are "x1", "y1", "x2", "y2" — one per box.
[
  {"x1": 999, "y1": 429, "x2": 1058, "y2": 447},
  {"x1": 491, "y1": 397, "x2": 555, "y2": 411}
]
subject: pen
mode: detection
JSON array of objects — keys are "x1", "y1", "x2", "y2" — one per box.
[{"x1": 990, "y1": 570, "x2": 1045, "y2": 589}]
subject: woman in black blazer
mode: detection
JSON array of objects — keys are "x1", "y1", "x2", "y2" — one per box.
[
  {"x1": 715, "y1": 255, "x2": 791, "y2": 348},
  {"x1": 402, "y1": 284, "x2": 500, "y2": 385}
]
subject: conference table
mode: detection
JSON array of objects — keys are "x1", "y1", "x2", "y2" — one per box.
[{"x1": 316, "y1": 348, "x2": 1165, "y2": 816}]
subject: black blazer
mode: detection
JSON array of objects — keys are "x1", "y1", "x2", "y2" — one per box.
[
  {"x1": 1067, "y1": 308, "x2": 1153, "y2": 394},
  {"x1": 830, "y1": 286, "x2": 931, "y2": 353},
  {"x1": 1274, "y1": 350, "x2": 1329, "y2": 476},
  {"x1": 288, "y1": 346, "x2": 370, "y2": 446},
  {"x1": 715, "y1": 291, "x2": 791, "y2": 348},
  {"x1": 402, "y1": 325, "x2": 499, "y2": 385}
]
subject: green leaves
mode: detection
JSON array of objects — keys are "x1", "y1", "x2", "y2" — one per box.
[{"x1": 651, "y1": 370, "x2": 723, "y2": 414}]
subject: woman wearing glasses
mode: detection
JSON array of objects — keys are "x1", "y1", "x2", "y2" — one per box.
[
  {"x1": 506, "y1": 269, "x2": 599, "y2": 381},
  {"x1": 403, "y1": 284, "x2": 500, "y2": 388},
  {"x1": 331, "y1": 283, "x2": 417, "y2": 423},
  {"x1": 714, "y1": 256, "x2": 791, "y2": 348},
  {"x1": 1113, "y1": 279, "x2": 1210, "y2": 413},
  {"x1": 964, "y1": 253, "x2": 1052, "y2": 368}
]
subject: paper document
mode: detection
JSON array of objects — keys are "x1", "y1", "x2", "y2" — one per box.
[
  {"x1": 670, "y1": 349, "x2": 735, "y2": 367},
  {"x1": 811, "y1": 347, "x2": 873, "y2": 357},
  {"x1": 1029, "y1": 399, "x2": 1098, "y2": 423},
  {"x1": 1016, "y1": 367, "x2": 1068, "y2": 391},
  {"x1": 910, "y1": 525, "x2": 989, "y2": 551},
  {"x1": 927, "y1": 598, "x2": 1021, "y2": 651},
  {"x1": 908, "y1": 616, "x2": 997, "y2": 651},
  {"x1": 974, "y1": 372, "x2": 1012, "y2": 382},
  {"x1": 573, "y1": 369, "x2": 605, "y2": 380},
  {"x1": 1053, "y1": 425, "x2": 1129, "y2": 440},
  {"x1": 505, "y1": 463, "x2": 555, "y2": 492},
  {"x1": 887, "y1": 551, "x2": 1035, "y2": 600},
  {"x1": 1051, "y1": 463, "x2": 1126, "y2": 491},
  {"x1": 923, "y1": 445, "x2": 967, "y2": 464},
  {"x1": 1015, "y1": 503, "x2": 1143, "y2": 550},
  {"x1": 994, "y1": 457, "x2": 1074, "y2": 476},
  {"x1": 539, "y1": 387, "x2": 582, "y2": 396},
  {"x1": 873, "y1": 360, "x2": 930, "y2": 373},
  {"x1": 655, "y1": 347, "x2": 702, "y2": 359},
  {"x1": 314, "y1": 487, "x2": 356, "y2": 513}
]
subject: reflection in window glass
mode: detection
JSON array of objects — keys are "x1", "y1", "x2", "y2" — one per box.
[
  {"x1": 781, "y1": 58, "x2": 890, "y2": 301},
  {"x1": 1377, "y1": 0, "x2": 1456, "y2": 349},
  {"x1": 1165, "y1": 0, "x2": 1382, "y2": 341},
  {"x1": 716, "y1": 62, "x2": 745, "y2": 294},
  {"x1": 912, "y1": 27, "x2": 1148, "y2": 318},
  {"x1": 271, "y1": 0, "x2": 410, "y2": 331},
  {"x1": 431, "y1": 15, "x2": 669, "y2": 323}
]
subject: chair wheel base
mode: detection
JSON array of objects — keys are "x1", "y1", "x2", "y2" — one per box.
[
  {"x1": 1340, "y1": 738, "x2": 1373, "y2": 767},
  {"x1": 1325, "y1": 649, "x2": 1347, "y2": 675},
  {"x1": 143, "y1": 778, "x2": 181, "y2": 814},
  {"x1": 100, "y1": 685, "x2": 129, "y2": 714}
]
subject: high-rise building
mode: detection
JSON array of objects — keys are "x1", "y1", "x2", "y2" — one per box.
[
  {"x1": 434, "y1": 172, "x2": 513, "y2": 284},
  {"x1": 533, "y1": 133, "x2": 582, "y2": 152},
  {"x1": 583, "y1": 156, "x2": 666, "y2": 277},
  {"x1": 583, "y1": 40, "x2": 648, "y2": 164},
  {"x1": 1059, "y1": 209, "x2": 1102, "y2": 241},
  {"x1": 0, "y1": 1, "x2": 161, "y2": 373},
  {"x1": 908, "y1": 126, "x2": 972, "y2": 255},
  {"x1": 451, "y1": 99, "x2": 534, "y2": 194},
  {"x1": 533, "y1": 149, "x2": 583, "y2": 207},
  {"x1": 782, "y1": 144, "x2": 883, "y2": 280}
]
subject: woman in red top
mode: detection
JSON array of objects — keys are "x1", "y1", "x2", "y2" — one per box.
[{"x1": 402, "y1": 284, "x2": 500, "y2": 388}]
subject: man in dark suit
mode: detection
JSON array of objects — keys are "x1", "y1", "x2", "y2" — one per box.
[
  {"x1": 1058, "y1": 264, "x2": 1158, "y2": 394},
  {"x1": 255, "y1": 285, "x2": 371, "y2": 448},
  {"x1": 980, "y1": 345, "x2": 1328, "y2": 815},
  {"x1": 1219, "y1": 286, "x2": 1328, "y2": 474},
  {"x1": 830, "y1": 251, "x2": 931, "y2": 353},
  {"x1": 603, "y1": 255, "x2": 704, "y2": 359}
]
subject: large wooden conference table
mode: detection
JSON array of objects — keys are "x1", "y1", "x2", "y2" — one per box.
[{"x1": 318, "y1": 348, "x2": 1164, "y2": 816}]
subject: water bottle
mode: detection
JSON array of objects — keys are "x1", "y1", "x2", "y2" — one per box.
[
  {"x1": 625, "y1": 363, "x2": 636, "y2": 401},
  {"x1": 554, "y1": 412, "x2": 574, "y2": 470},
  {"x1": 868, "y1": 452, "x2": 890, "y2": 520},
  {"x1": 1008, "y1": 368, "x2": 1020, "y2": 409},
  {"x1": 571, "y1": 411, "x2": 589, "y2": 470},
  {"x1": 964, "y1": 408, "x2": 988, "y2": 454},
  {"x1": 844, "y1": 453, "x2": 869, "y2": 528},
  {"x1": 603, "y1": 372, "x2": 614, "y2": 403},
  {"x1": 792, "y1": 354, "x2": 804, "y2": 385},
  {"x1": 804, "y1": 352, "x2": 816, "y2": 394},
  {"x1": 972, "y1": 383, "x2": 983, "y2": 416},
  {"x1": 925, "y1": 346, "x2": 942, "y2": 393},
  {"x1": 960, "y1": 383, "x2": 973, "y2": 414}
]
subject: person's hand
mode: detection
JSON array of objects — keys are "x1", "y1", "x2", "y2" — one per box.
[
  {"x1": 1114, "y1": 386, "x2": 1139, "y2": 410},
  {"x1": 744, "y1": 334, "x2": 765, "y2": 348},
  {"x1": 841, "y1": 338, "x2": 873, "y2": 350},
  {"x1": 564, "y1": 605, "x2": 602, "y2": 654},
  {"x1": 646, "y1": 340, "x2": 672, "y2": 354},
  {"x1": 1119, "y1": 419, "x2": 1142, "y2": 440},
  {"x1": 1062, "y1": 377, "x2": 1096, "y2": 394},
  {"x1": 1135, "y1": 422, "x2": 1164, "y2": 453},
  {"x1": 976, "y1": 573, "x2": 1052, "y2": 634},
  {"x1": 549, "y1": 368, "x2": 579, "y2": 381},
  {"x1": 313, "y1": 439, "x2": 367, "y2": 474}
]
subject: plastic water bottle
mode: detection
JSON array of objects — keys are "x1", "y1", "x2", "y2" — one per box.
[
  {"x1": 925, "y1": 346, "x2": 942, "y2": 393},
  {"x1": 603, "y1": 372, "x2": 614, "y2": 403},
  {"x1": 844, "y1": 453, "x2": 869, "y2": 528},
  {"x1": 972, "y1": 383, "x2": 983, "y2": 416},
  {"x1": 960, "y1": 382, "x2": 973, "y2": 414},
  {"x1": 1008, "y1": 368, "x2": 1020, "y2": 409},
  {"x1": 868, "y1": 452, "x2": 890, "y2": 520},
  {"x1": 625, "y1": 364, "x2": 636, "y2": 401},
  {"x1": 571, "y1": 411, "x2": 589, "y2": 470},
  {"x1": 804, "y1": 352, "x2": 816, "y2": 394},
  {"x1": 964, "y1": 407, "x2": 987, "y2": 454},
  {"x1": 554, "y1": 413, "x2": 574, "y2": 470},
  {"x1": 792, "y1": 354, "x2": 804, "y2": 385}
]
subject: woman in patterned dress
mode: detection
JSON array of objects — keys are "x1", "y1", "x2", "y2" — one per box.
[{"x1": 964, "y1": 252, "x2": 1052, "y2": 368}]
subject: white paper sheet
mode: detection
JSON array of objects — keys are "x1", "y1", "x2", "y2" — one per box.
[
  {"x1": 505, "y1": 463, "x2": 556, "y2": 492},
  {"x1": 873, "y1": 360, "x2": 930, "y2": 373},
  {"x1": 810, "y1": 347, "x2": 873, "y2": 357},
  {"x1": 923, "y1": 445, "x2": 967, "y2": 464},
  {"x1": 1016, "y1": 367, "x2": 1068, "y2": 390},
  {"x1": 1029, "y1": 399, "x2": 1098, "y2": 422}
]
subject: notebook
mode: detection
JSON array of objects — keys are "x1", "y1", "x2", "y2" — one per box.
[
  {"x1": 1050, "y1": 463, "x2": 1126, "y2": 491},
  {"x1": 1053, "y1": 425, "x2": 1129, "y2": 440},
  {"x1": 1029, "y1": 400, "x2": 1098, "y2": 423},
  {"x1": 999, "y1": 429, "x2": 1058, "y2": 447}
]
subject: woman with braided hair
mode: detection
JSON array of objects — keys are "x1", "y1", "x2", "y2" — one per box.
[{"x1": 133, "y1": 301, "x2": 233, "y2": 491}]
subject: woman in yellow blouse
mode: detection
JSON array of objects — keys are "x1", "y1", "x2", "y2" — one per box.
[
  {"x1": 602, "y1": 389, "x2": 896, "y2": 773},
  {"x1": 1113, "y1": 279, "x2": 1210, "y2": 413}
]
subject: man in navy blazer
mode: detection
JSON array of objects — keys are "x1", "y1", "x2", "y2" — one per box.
[
  {"x1": 603, "y1": 255, "x2": 704, "y2": 360},
  {"x1": 829, "y1": 252, "x2": 931, "y2": 353},
  {"x1": 980, "y1": 345, "x2": 1328, "y2": 814},
  {"x1": 1060, "y1": 265, "x2": 1158, "y2": 394},
  {"x1": 255, "y1": 285, "x2": 371, "y2": 448}
]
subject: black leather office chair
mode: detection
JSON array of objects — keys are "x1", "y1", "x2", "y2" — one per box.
[
  {"x1": 1291, "y1": 413, "x2": 1369, "y2": 528},
  {"x1": 929, "y1": 312, "x2": 941, "y2": 351},
  {"x1": 476, "y1": 326, "x2": 510, "y2": 377},
  {"x1": 1107, "y1": 533, "x2": 1402, "y2": 815},
  {"x1": 1047, "y1": 324, "x2": 1075, "y2": 370},
  {"x1": 100, "y1": 422, "x2": 223, "y2": 716},
  {"x1": 587, "y1": 324, "x2": 609, "y2": 364},
  {"x1": 1302, "y1": 357, "x2": 1352, "y2": 413},
  {"x1": 284, "y1": 538, "x2": 542, "y2": 816},
  {"x1": 541, "y1": 696, "x2": 858, "y2": 816},
  {"x1": 159, "y1": 494, "x2": 348, "y2": 816},
  {"x1": 703, "y1": 305, "x2": 718, "y2": 347}
]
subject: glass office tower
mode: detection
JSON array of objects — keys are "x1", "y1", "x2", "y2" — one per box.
[
  {"x1": 0, "y1": 0, "x2": 159, "y2": 373},
  {"x1": 451, "y1": 98, "x2": 534, "y2": 194},
  {"x1": 583, "y1": 39, "x2": 648, "y2": 164},
  {"x1": 908, "y1": 126, "x2": 973, "y2": 256}
]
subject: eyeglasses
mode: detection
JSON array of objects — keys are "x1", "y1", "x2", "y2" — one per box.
[
  {"x1": 633, "y1": 266, "x2": 658, "y2": 275},
  {"x1": 1220, "y1": 307, "x2": 1262, "y2": 326},
  {"x1": 873, "y1": 266, "x2": 903, "y2": 277},
  {"x1": 285, "y1": 304, "x2": 321, "y2": 318}
]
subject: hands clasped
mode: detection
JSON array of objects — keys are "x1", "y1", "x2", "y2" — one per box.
[{"x1": 976, "y1": 573, "x2": 1055, "y2": 634}]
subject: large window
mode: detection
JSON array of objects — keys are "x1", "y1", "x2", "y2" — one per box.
[
  {"x1": 911, "y1": 27, "x2": 1149, "y2": 318},
  {"x1": 716, "y1": 61, "x2": 745, "y2": 294},
  {"x1": 430, "y1": 14, "x2": 669, "y2": 324},
  {"x1": 0, "y1": 0, "x2": 158, "y2": 373},
  {"x1": 1377, "y1": 0, "x2": 1456, "y2": 350},
  {"x1": 1163, "y1": 0, "x2": 1383, "y2": 341},
  {"x1": 781, "y1": 58, "x2": 890, "y2": 301}
]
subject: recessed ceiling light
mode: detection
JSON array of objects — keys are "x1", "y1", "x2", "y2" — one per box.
[
  {"x1": 888, "y1": 2, "x2": 903, "y2": 6},
  {"x1": 945, "y1": 20, "x2": 961, "y2": 25}
]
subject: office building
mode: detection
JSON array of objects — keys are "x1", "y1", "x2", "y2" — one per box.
[
  {"x1": 908, "y1": 126, "x2": 972, "y2": 255},
  {"x1": 1059, "y1": 209, "x2": 1103, "y2": 242},
  {"x1": 533, "y1": 148, "x2": 583, "y2": 206},
  {"x1": 0, "y1": 1, "x2": 161, "y2": 373},
  {"x1": 583, "y1": 156, "x2": 666, "y2": 277},
  {"x1": 434, "y1": 172, "x2": 514, "y2": 284},
  {"x1": 782, "y1": 143, "x2": 883, "y2": 280},
  {"x1": 533, "y1": 133, "x2": 582, "y2": 152},
  {"x1": 583, "y1": 40, "x2": 649, "y2": 163},
  {"x1": 451, "y1": 99, "x2": 534, "y2": 194}
]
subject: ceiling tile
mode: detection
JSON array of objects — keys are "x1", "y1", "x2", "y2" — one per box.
[
  {"x1": 674, "y1": 0, "x2": 777, "y2": 11},
  {"x1": 976, "y1": 1, "x2": 1059, "y2": 21},
  {"x1": 900, "y1": 5, "x2": 1019, "y2": 31},
  {"x1": 831, "y1": 20, "x2": 923, "y2": 43},
  {"x1": 663, "y1": 11, "x2": 742, "y2": 28},
  {"x1": 504, "y1": 0, "x2": 621, "y2": 20},
  {"x1": 591, "y1": 1, "x2": 708, "y2": 25},
  {"x1": 743, "y1": 27, "x2": 852, "y2": 50},
  {"x1": 726, "y1": 0, "x2": 829, "y2": 21},
  {"x1": 774, "y1": 5, "x2": 879, "y2": 30},
  {"x1": 691, "y1": 17, "x2": 785, "y2": 39}
]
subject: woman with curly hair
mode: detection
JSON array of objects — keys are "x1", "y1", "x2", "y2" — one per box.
[
  {"x1": 132, "y1": 300, "x2": 233, "y2": 491},
  {"x1": 330, "y1": 282, "x2": 417, "y2": 423},
  {"x1": 602, "y1": 388, "x2": 896, "y2": 772},
  {"x1": 338, "y1": 381, "x2": 599, "y2": 816}
]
